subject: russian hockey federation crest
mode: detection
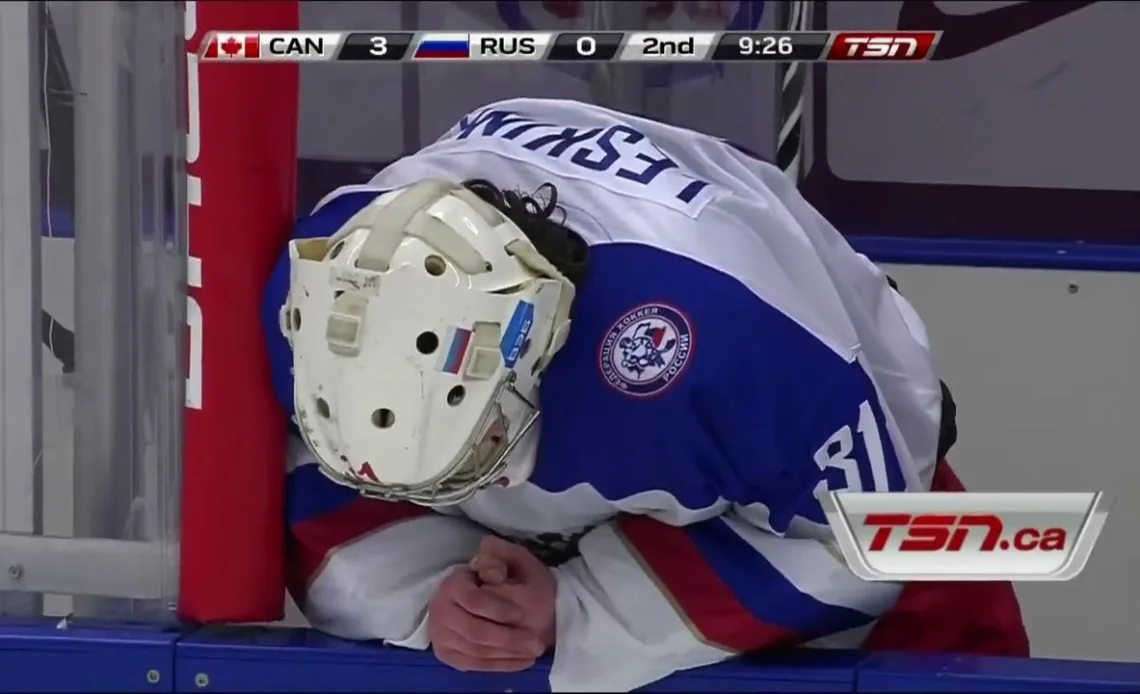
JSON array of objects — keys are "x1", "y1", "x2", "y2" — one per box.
[{"x1": 599, "y1": 303, "x2": 693, "y2": 397}]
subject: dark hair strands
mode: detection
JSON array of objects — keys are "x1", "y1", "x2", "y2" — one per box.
[{"x1": 462, "y1": 179, "x2": 589, "y2": 286}]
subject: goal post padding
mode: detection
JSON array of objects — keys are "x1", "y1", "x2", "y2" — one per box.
[{"x1": 181, "y1": 0, "x2": 300, "y2": 623}]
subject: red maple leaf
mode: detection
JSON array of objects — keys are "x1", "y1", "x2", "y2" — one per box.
[{"x1": 221, "y1": 37, "x2": 242, "y2": 56}]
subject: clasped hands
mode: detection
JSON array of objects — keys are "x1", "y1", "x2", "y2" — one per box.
[{"x1": 427, "y1": 536, "x2": 557, "y2": 672}]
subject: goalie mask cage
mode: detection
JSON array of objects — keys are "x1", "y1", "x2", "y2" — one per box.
[{"x1": 0, "y1": 0, "x2": 803, "y2": 624}]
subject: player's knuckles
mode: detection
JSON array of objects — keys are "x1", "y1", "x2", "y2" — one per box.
[
  {"x1": 438, "y1": 629, "x2": 537, "y2": 661},
  {"x1": 433, "y1": 646, "x2": 484, "y2": 672},
  {"x1": 452, "y1": 614, "x2": 512, "y2": 646},
  {"x1": 478, "y1": 539, "x2": 548, "y2": 582},
  {"x1": 470, "y1": 658, "x2": 536, "y2": 673},
  {"x1": 443, "y1": 572, "x2": 498, "y2": 611},
  {"x1": 435, "y1": 648, "x2": 534, "y2": 673},
  {"x1": 433, "y1": 568, "x2": 474, "y2": 601},
  {"x1": 482, "y1": 582, "x2": 530, "y2": 603},
  {"x1": 495, "y1": 580, "x2": 551, "y2": 608},
  {"x1": 453, "y1": 584, "x2": 522, "y2": 623},
  {"x1": 453, "y1": 616, "x2": 539, "y2": 653},
  {"x1": 426, "y1": 606, "x2": 458, "y2": 646}
]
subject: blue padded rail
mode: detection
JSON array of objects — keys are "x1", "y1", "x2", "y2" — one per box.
[
  {"x1": 176, "y1": 627, "x2": 864, "y2": 692},
  {"x1": 0, "y1": 618, "x2": 181, "y2": 693},
  {"x1": 857, "y1": 652, "x2": 1140, "y2": 693},
  {"x1": 2, "y1": 618, "x2": 1140, "y2": 693}
]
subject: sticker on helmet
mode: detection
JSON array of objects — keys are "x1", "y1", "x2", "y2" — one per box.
[
  {"x1": 439, "y1": 326, "x2": 473, "y2": 374},
  {"x1": 500, "y1": 301, "x2": 535, "y2": 368}
]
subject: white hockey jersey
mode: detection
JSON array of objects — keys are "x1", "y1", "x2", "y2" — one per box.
[{"x1": 261, "y1": 98, "x2": 944, "y2": 691}]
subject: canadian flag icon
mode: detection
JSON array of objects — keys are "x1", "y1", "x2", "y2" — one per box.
[{"x1": 202, "y1": 33, "x2": 260, "y2": 60}]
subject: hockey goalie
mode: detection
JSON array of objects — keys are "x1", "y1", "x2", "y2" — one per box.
[{"x1": 262, "y1": 97, "x2": 1028, "y2": 691}]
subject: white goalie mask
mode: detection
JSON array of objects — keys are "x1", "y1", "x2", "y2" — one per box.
[{"x1": 280, "y1": 180, "x2": 575, "y2": 506}]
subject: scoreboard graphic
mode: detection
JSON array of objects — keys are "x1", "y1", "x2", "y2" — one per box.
[{"x1": 199, "y1": 30, "x2": 942, "y2": 63}]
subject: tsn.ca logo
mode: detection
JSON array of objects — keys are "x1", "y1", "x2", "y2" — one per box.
[
  {"x1": 825, "y1": 31, "x2": 941, "y2": 61},
  {"x1": 822, "y1": 492, "x2": 1111, "y2": 581}
]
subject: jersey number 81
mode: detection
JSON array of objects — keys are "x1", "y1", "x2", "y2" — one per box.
[{"x1": 814, "y1": 400, "x2": 894, "y2": 493}]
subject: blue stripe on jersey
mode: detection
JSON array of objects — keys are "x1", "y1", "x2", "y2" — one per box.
[
  {"x1": 533, "y1": 242, "x2": 907, "y2": 530},
  {"x1": 684, "y1": 516, "x2": 875, "y2": 635},
  {"x1": 286, "y1": 463, "x2": 359, "y2": 527},
  {"x1": 260, "y1": 191, "x2": 382, "y2": 417}
]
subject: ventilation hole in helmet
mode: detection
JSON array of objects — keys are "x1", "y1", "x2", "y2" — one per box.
[
  {"x1": 416, "y1": 331, "x2": 439, "y2": 355},
  {"x1": 291, "y1": 308, "x2": 301, "y2": 331},
  {"x1": 315, "y1": 398, "x2": 330, "y2": 419},
  {"x1": 371, "y1": 408, "x2": 396, "y2": 429},
  {"x1": 447, "y1": 386, "x2": 466, "y2": 406},
  {"x1": 329, "y1": 241, "x2": 346, "y2": 260},
  {"x1": 333, "y1": 290, "x2": 345, "y2": 300},
  {"x1": 424, "y1": 255, "x2": 447, "y2": 276}
]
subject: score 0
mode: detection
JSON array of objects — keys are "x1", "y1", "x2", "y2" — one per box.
[{"x1": 547, "y1": 32, "x2": 624, "y2": 61}]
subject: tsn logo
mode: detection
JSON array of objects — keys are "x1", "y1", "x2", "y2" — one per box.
[
  {"x1": 862, "y1": 513, "x2": 1068, "y2": 553},
  {"x1": 826, "y1": 31, "x2": 941, "y2": 61},
  {"x1": 822, "y1": 492, "x2": 1110, "y2": 581}
]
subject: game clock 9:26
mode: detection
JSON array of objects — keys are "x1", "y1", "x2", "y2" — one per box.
[{"x1": 710, "y1": 31, "x2": 831, "y2": 62}]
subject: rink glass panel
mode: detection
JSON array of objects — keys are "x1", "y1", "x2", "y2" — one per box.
[{"x1": 0, "y1": 1, "x2": 184, "y2": 618}]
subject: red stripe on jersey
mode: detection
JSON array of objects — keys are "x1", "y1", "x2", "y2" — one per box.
[{"x1": 617, "y1": 514, "x2": 800, "y2": 652}]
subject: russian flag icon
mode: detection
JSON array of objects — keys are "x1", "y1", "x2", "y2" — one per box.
[{"x1": 414, "y1": 33, "x2": 470, "y2": 59}]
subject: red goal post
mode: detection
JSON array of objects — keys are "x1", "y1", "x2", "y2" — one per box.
[{"x1": 181, "y1": 0, "x2": 299, "y2": 623}]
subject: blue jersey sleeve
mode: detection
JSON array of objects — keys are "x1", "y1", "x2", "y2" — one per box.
[
  {"x1": 533, "y1": 241, "x2": 908, "y2": 529},
  {"x1": 684, "y1": 263, "x2": 910, "y2": 531},
  {"x1": 691, "y1": 322, "x2": 910, "y2": 531},
  {"x1": 260, "y1": 191, "x2": 382, "y2": 418}
]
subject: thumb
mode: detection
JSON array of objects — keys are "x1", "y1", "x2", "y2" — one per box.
[
  {"x1": 476, "y1": 536, "x2": 541, "y2": 577},
  {"x1": 468, "y1": 554, "x2": 509, "y2": 586}
]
